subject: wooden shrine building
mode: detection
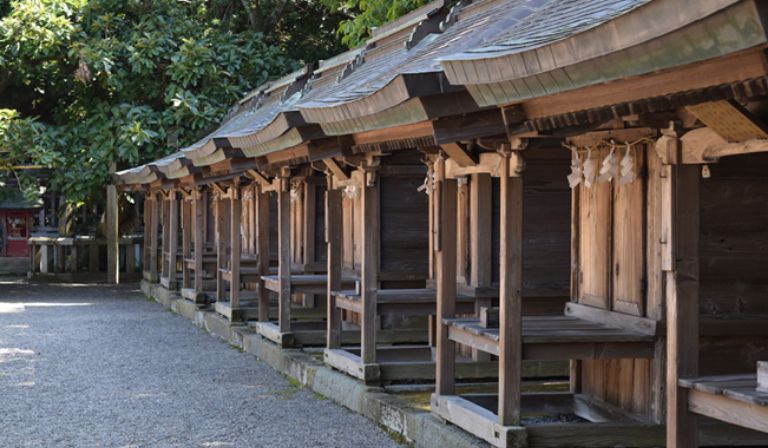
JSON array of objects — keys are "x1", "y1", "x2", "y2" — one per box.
[{"x1": 114, "y1": 0, "x2": 768, "y2": 446}]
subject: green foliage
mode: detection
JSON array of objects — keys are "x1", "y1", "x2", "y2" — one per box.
[
  {"x1": 319, "y1": 0, "x2": 429, "y2": 47},
  {"x1": 0, "y1": 0, "x2": 344, "y2": 206}
]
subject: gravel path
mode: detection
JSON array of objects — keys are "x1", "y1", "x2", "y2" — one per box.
[{"x1": 0, "y1": 279, "x2": 400, "y2": 448}]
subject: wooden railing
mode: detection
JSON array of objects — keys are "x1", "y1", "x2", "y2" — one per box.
[{"x1": 28, "y1": 235, "x2": 143, "y2": 281}]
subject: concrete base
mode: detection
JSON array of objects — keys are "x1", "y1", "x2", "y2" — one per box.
[
  {"x1": 0, "y1": 257, "x2": 29, "y2": 275},
  {"x1": 141, "y1": 281, "x2": 486, "y2": 447},
  {"x1": 137, "y1": 282, "x2": 768, "y2": 448}
]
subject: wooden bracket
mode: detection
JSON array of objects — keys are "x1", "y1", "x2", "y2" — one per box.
[
  {"x1": 323, "y1": 158, "x2": 349, "y2": 182},
  {"x1": 441, "y1": 142, "x2": 476, "y2": 167},
  {"x1": 686, "y1": 100, "x2": 768, "y2": 143},
  {"x1": 245, "y1": 169, "x2": 272, "y2": 190},
  {"x1": 681, "y1": 126, "x2": 768, "y2": 164}
]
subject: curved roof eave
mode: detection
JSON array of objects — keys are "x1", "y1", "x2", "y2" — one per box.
[{"x1": 440, "y1": 0, "x2": 767, "y2": 106}]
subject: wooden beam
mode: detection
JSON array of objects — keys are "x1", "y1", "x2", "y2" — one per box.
[
  {"x1": 566, "y1": 128, "x2": 657, "y2": 147},
  {"x1": 352, "y1": 120, "x2": 433, "y2": 146},
  {"x1": 436, "y1": 156, "x2": 458, "y2": 395},
  {"x1": 523, "y1": 49, "x2": 768, "y2": 119},
  {"x1": 167, "y1": 191, "x2": 179, "y2": 288},
  {"x1": 149, "y1": 195, "x2": 159, "y2": 281},
  {"x1": 682, "y1": 127, "x2": 768, "y2": 164},
  {"x1": 498, "y1": 149, "x2": 523, "y2": 426},
  {"x1": 432, "y1": 108, "x2": 508, "y2": 144},
  {"x1": 441, "y1": 143, "x2": 476, "y2": 167}
]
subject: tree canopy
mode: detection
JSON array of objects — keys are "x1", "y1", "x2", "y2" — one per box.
[
  {"x1": 0, "y1": 0, "x2": 423, "y2": 207},
  {"x1": 320, "y1": 0, "x2": 429, "y2": 47}
]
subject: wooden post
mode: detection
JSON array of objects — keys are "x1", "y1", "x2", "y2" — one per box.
[
  {"x1": 193, "y1": 189, "x2": 204, "y2": 293},
  {"x1": 304, "y1": 181, "x2": 317, "y2": 267},
  {"x1": 256, "y1": 186, "x2": 271, "y2": 322},
  {"x1": 360, "y1": 161, "x2": 380, "y2": 364},
  {"x1": 663, "y1": 133, "x2": 700, "y2": 447},
  {"x1": 167, "y1": 191, "x2": 179, "y2": 289},
  {"x1": 436, "y1": 155, "x2": 458, "y2": 395},
  {"x1": 326, "y1": 181, "x2": 343, "y2": 349},
  {"x1": 470, "y1": 173, "x2": 492, "y2": 362},
  {"x1": 498, "y1": 148, "x2": 524, "y2": 426},
  {"x1": 181, "y1": 195, "x2": 191, "y2": 289},
  {"x1": 106, "y1": 163, "x2": 119, "y2": 283},
  {"x1": 215, "y1": 192, "x2": 227, "y2": 301},
  {"x1": 278, "y1": 170, "x2": 292, "y2": 332},
  {"x1": 149, "y1": 194, "x2": 159, "y2": 281},
  {"x1": 161, "y1": 195, "x2": 169, "y2": 280},
  {"x1": 230, "y1": 186, "x2": 242, "y2": 308},
  {"x1": 470, "y1": 173, "x2": 492, "y2": 287}
]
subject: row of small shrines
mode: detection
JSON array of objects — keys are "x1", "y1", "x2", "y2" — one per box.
[
  {"x1": 114, "y1": 1, "x2": 768, "y2": 446},
  {"x1": 132, "y1": 129, "x2": 768, "y2": 447}
]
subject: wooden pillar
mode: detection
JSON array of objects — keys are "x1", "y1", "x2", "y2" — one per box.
[
  {"x1": 470, "y1": 173, "x2": 492, "y2": 287},
  {"x1": 470, "y1": 173, "x2": 492, "y2": 362},
  {"x1": 360, "y1": 162, "x2": 380, "y2": 364},
  {"x1": 215, "y1": 192, "x2": 228, "y2": 301},
  {"x1": 149, "y1": 194, "x2": 159, "y2": 282},
  {"x1": 256, "y1": 186, "x2": 271, "y2": 322},
  {"x1": 229, "y1": 186, "x2": 242, "y2": 308},
  {"x1": 498, "y1": 149, "x2": 524, "y2": 426},
  {"x1": 181, "y1": 196, "x2": 192, "y2": 289},
  {"x1": 278, "y1": 170, "x2": 292, "y2": 332},
  {"x1": 304, "y1": 181, "x2": 317, "y2": 267},
  {"x1": 161, "y1": 195, "x2": 169, "y2": 279},
  {"x1": 167, "y1": 191, "x2": 179, "y2": 289},
  {"x1": 143, "y1": 197, "x2": 150, "y2": 270},
  {"x1": 662, "y1": 132, "x2": 700, "y2": 447},
  {"x1": 106, "y1": 163, "x2": 119, "y2": 283},
  {"x1": 326, "y1": 181, "x2": 343, "y2": 348},
  {"x1": 436, "y1": 155, "x2": 458, "y2": 395},
  {"x1": 193, "y1": 189, "x2": 204, "y2": 293}
]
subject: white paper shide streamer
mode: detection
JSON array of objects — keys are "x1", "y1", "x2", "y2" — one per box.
[
  {"x1": 567, "y1": 146, "x2": 583, "y2": 189},
  {"x1": 583, "y1": 148, "x2": 597, "y2": 188},
  {"x1": 597, "y1": 143, "x2": 619, "y2": 183},
  {"x1": 620, "y1": 143, "x2": 636, "y2": 185}
]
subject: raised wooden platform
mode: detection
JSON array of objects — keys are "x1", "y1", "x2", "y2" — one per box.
[
  {"x1": 680, "y1": 374, "x2": 768, "y2": 434},
  {"x1": 214, "y1": 299, "x2": 260, "y2": 322},
  {"x1": 262, "y1": 273, "x2": 356, "y2": 294},
  {"x1": 324, "y1": 345, "x2": 497, "y2": 384},
  {"x1": 334, "y1": 288, "x2": 475, "y2": 316},
  {"x1": 445, "y1": 316, "x2": 655, "y2": 361}
]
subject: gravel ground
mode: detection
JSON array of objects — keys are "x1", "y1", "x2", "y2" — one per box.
[{"x1": 0, "y1": 279, "x2": 400, "y2": 448}]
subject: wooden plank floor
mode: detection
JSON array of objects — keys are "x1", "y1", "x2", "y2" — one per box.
[
  {"x1": 680, "y1": 374, "x2": 768, "y2": 406},
  {"x1": 263, "y1": 274, "x2": 356, "y2": 293},
  {"x1": 334, "y1": 288, "x2": 475, "y2": 316},
  {"x1": 444, "y1": 316, "x2": 656, "y2": 360}
]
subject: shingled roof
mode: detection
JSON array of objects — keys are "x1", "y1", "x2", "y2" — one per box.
[
  {"x1": 115, "y1": 0, "x2": 768, "y2": 187},
  {"x1": 440, "y1": 0, "x2": 768, "y2": 106}
]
